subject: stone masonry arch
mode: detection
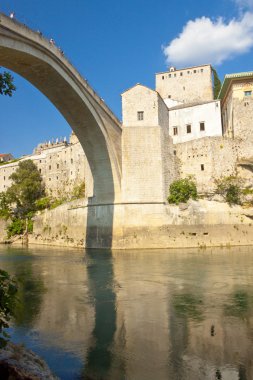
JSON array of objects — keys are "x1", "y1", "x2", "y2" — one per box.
[{"x1": 0, "y1": 13, "x2": 122, "y2": 206}]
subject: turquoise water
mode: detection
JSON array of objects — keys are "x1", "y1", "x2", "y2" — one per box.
[{"x1": 0, "y1": 245, "x2": 253, "y2": 379}]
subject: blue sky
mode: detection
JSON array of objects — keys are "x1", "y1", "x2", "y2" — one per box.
[{"x1": 1, "y1": 0, "x2": 253, "y2": 157}]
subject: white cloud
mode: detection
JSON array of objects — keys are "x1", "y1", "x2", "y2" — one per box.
[{"x1": 163, "y1": 12, "x2": 253, "y2": 66}]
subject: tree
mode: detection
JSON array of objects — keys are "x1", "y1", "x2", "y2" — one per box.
[
  {"x1": 0, "y1": 192, "x2": 11, "y2": 219},
  {"x1": 212, "y1": 67, "x2": 221, "y2": 99},
  {"x1": 168, "y1": 177, "x2": 198, "y2": 205},
  {"x1": 0, "y1": 70, "x2": 16, "y2": 97},
  {"x1": 7, "y1": 160, "x2": 45, "y2": 218}
]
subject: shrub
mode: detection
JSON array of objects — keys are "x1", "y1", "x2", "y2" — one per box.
[
  {"x1": 72, "y1": 182, "x2": 85, "y2": 199},
  {"x1": 50, "y1": 198, "x2": 66, "y2": 209},
  {"x1": 215, "y1": 176, "x2": 241, "y2": 205},
  {"x1": 35, "y1": 196, "x2": 51, "y2": 210},
  {"x1": 168, "y1": 177, "x2": 198, "y2": 204},
  {"x1": 7, "y1": 218, "x2": 25, "y2": 237}
]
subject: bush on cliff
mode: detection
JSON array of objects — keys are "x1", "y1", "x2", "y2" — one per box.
[
  {"x1": 214, "y1": 176, "x2": 241, "y2": 205},
  {"x1": 168, "y1": 177, "x2": 198, "y2": 205}
]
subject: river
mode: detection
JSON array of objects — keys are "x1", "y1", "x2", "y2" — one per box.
[{"x1": 0, "y1": 245, "x2": 253, "y2": 379}]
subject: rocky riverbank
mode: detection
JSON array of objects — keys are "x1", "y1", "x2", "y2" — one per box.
[{"x1": 0, "y1": 342, "x2": 58, "y2": 379}]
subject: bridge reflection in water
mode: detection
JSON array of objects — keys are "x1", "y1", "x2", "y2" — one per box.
[{"x1": 0, "y1": 245, "x2": 252, "y2": 379}]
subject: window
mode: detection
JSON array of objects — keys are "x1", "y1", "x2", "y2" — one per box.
[
  {"x1": 201, "y1": 68, "x2": 203, "y2": 72},
  {"x1": 169, "y1": 74, "x2": 171, "y2": 78},
  {"x1": 49, "y1": 165, "x2": 51, "y2": 170},
  {"x1": 174, "y1": 73, "x2": 176, "y2": 77},
  {"x1": 200, "y1": 122, "x2": 205, "y2": 131},
  {"x1": 180, "y1": 72, "x2": 183, "y2": 76},
  {"x1": 162, "y1": 76, "x2": 164, "y2": 80},
  {"x1": 57, "y1": 164, "x2": 59, "y2": 169},
  {"x1": 201, "y1": 164, "x2": 205, "y2": 171},
  {"x1": 187, "y1": 71, "x2": 190, "y2": 74},
  {"x1": 137, "y1": 111, "x2": 144, "y2": 121},
  {"x1": 186, "y1": 124, "x2": 191, "y2": 133},
  {"x1": 168, "y1": 95, "x2": 171, "y2": 98},
  {"x1": 71, "y1": 158, "x2": 73, "y2": 164},
  {"x1": 173, "y1": 127, "x2": 178, "y2": 136},
  {"x1": 193, "y1": 70, "x2": 197, "y2": 73},
  {"x1": 244, "y1": 91, "x2": 252, "y2": 97}
]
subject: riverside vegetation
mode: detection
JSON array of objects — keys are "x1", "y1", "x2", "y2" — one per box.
[
  {"x1": 168, "y1": 175, "x2": 251, "y2": 206},
  {"x1": 0, "y1": 159, "x2": 85, "y2": 239}
]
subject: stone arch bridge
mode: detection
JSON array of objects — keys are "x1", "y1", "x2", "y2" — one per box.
[
  {"x1": 0, "y1": 13, "x2": 122, "y2": 206},
  {"x1": 0, "y1": 13, "x2": 126, "y2": 247}
]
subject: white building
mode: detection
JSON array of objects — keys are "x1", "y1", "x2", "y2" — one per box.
[{"x1": 168, "y1": 100, "x2": 222, "y2": 144}]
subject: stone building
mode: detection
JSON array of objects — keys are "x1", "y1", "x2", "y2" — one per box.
[
  {"x1": 122, "y1": 64, "x2": 253, "y2": 195},
  {"x1": 219, "y1": 71, "x2": 253, "y2": 140},
  {"x1": 0, "y1": 132, "x2": 92, "y2": 198},
  {"x1": 156, "y1": 64, "x2": 214, "y2": 103}
]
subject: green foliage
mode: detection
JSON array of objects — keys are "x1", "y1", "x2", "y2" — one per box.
[
  {"x1": 7, "y1": 218, "x2": 25, "y2": 238},
  {"x1": 7, "y1": 218, "x2": 33, "y2": 238},
  {"x1": 50, "y1": 198, "x2": 66, "y2": 209},
  {"x1": 212, "y1": 67, "x2": 221, "y2": 99},
  {"x1": 0, "y1": 192, "x2": 11, "y2": 219},
  {"x1": 35, "y1": 197, "x2": 51, "y2": 211},
  {"x1": 0, "y1": 70, "x2": 16, "y2": 97},
  {"x1": 242, "y1": 188, "x2": 253, "y2": 196},
  {"x1": 215, "y1": 176, "x2": 241, "y2": 205},
  {"x1": 0, "y1": 269, "x2": 17, "y2": 347},
  {"x1": 72, "y1": 182, "x2": 85, "y2": 199},
  {"x1": 7, "y1": 160, "x2": 45, "y2": 218},
  {"x1": 168, "y1": 177, "x2": 197, "y2": 204}
]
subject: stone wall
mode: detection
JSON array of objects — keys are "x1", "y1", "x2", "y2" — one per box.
[
  {"x1": 31, "y1": 199, "x2": 87, "y2": 247},
  {"x1": 176, "y1": 136, "x2": 253, "y2": 193},
  {"x1": 31, "y1": 200, "x2": 253, "y2": 249}
]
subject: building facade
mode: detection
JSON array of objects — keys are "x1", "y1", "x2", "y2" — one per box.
[
  {"x1": 219, "y1": 72, "x2": 253, "y2": 141},
  {"x1": 0, "y1": 133, "x2": 93, "y2": 198}
]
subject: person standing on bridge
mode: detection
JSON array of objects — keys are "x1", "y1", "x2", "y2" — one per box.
[{"x1": 9, "y1": 12, "x2": 15, "y2": 19}]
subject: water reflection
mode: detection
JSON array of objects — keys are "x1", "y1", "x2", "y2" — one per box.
[
  {"x1": 0, "y1": 246, "x2": 253, "y2": 379},
  {"x1": 84, "y1": 250, "x2": 117, "y2": 380}
]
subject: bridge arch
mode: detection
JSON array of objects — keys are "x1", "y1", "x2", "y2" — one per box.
[{"x1": 0, "y1": 13, "x2": 122, "y2": 205}]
